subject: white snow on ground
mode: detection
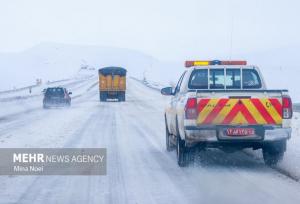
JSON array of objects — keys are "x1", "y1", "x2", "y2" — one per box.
[{"x1": 0, "y1": 78, "x2": 300, "y2": 204}]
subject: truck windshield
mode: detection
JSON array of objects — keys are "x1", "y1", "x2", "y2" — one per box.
[
  {"x1": 209, "y1": 69, "x2": 225, "y2": 89},
  {"x1": 189, "y1": 69, "x2": 208, "y2": 89},
  {"x1": 226, "y1": 69, "x2": 241, "y2": 89},
  {"x1": 45, "y1": 88, "x2": 65, "y2": 97},
  {"x1": 242, "y1": 69, "x2": 262, "y2": 89},
  {"x1": 188, "y1": 68, "x2": 262, "y2": 89}
]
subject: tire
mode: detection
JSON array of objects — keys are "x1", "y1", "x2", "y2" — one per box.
[
  {"x1": 176, "y1": 117, "x2": 188, "y2": 167},
  {"x1": 66, "y1": 100, "x2": 71, "y2": 107},
  {"x1": 119, "y1": 92, "x2": 125, "y2": 102},
  {"x1": 100, "y1": 92, "x2": 107, "y2": 102},
  {"x1": 177, "y1": 135, "x2": 189, "y2": 167},
  {"x1": 165, "y1": 117, "x2": 175, "y2": 152},
  {"x1": 263, "y1": 140, "x2": 286, "y2": 166},
  {"x1": 118, "y1": 93, "x2": 122, "y2": 102},
  {"x1": 175, "y1": 117, "x2": 192, "y2": 167}
]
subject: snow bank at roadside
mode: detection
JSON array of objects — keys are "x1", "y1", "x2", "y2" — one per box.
[
  {"x1": 130, "y1": 77, "x2": 165, "y2": 92},
  {"x1": 0, "y1": 75, "x2": 97, "y2": 119}
]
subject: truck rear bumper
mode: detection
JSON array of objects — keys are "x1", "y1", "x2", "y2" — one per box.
[
  {"x1": 43, "y1": 99, "x2": 69, "y2": 107},
  {"x1": 100, "y1": 90, "x2": 125, "y2": 99},
  {"x1": 184, "y1": 126, "x2": 291, "y2": 146},
  {"x1": 264, "y1": 128, "x2": 291, "y2": 141}
]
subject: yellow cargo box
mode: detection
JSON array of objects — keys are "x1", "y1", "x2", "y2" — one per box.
[{"x1": 98, "y1": 67, "x2": 127, "y2": 102}]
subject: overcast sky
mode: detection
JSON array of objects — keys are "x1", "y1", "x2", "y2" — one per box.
[{"x1": 0, "y1": 0, "x2": 300, "y2": 60}]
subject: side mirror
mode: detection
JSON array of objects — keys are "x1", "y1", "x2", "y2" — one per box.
[
  {"x1": 161, "y1": 87, "x2": 173, "y2": 96},
  {"x1": 68, "y1": 92, "x2": 72, "y2": 95}
]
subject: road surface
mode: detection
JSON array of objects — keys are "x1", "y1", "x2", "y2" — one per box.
[{"x1": 0, "y1": 78, "x2": 300, "y2": 204}]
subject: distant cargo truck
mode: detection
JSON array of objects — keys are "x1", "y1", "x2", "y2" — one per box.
[{"x1": 98, "y1": 67, "x2": 127, "y2": 101}]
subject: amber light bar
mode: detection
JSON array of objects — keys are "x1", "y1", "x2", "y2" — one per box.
[{"x1": 185, "y1": 60, "x2": 247, "y2": 67}]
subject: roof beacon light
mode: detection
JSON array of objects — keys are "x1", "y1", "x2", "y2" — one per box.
[
  {"x1": 185, "y1": 61, "x2": 210, "y2": 67},
  {"x1": 221, "y1": 61, "x2": 247, "y2": 65},
  {"x1": 211, "y1": 60, "x2": 221, "y2": 65},
  {"x1": 185, "y1": 60, "x2": 247, "y2": 67}
]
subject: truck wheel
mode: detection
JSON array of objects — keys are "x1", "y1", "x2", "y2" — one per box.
[
  {"x1": 118, "y1": 93, "x2": 122, "y2": 102},
  {"x1": 66, "y1": 101, "x2": 71, "y2": 107},
  {"x1": 177, "y1": 136, "x2": 189, "y2": 167},
  {"x1": 165, "y1": 119, "x2": 175, "y2": 152},
  {"x1": 263, "y1": 150, "x2": 284, "y2": 166},
  {"x1": 263, "y1": 140, "x2": 286, "y2": 166},
  {"x1": 119, "y1": 92, "x2": 125, "y2": 102},
  {"x1": 176, "y1": 116, "x2": 188, "y2": 167},
  {"x1": 100, "y1": 92, "x2": 107, "y2": 102},
  {"x1": 175, "y1": 117, "x2": 192, "y2": 167}
]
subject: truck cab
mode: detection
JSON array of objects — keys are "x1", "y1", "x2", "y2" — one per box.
[
  {"x1": 161, "y1": 60, "x2": 293, "y2": 167},
  {"x1": 98, "y1": 67, "x2": 127, "y2": 102}
]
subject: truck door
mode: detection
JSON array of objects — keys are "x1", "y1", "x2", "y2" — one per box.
[{"x1": 169, "y1": 71, "x2": 186, "y2": 135}]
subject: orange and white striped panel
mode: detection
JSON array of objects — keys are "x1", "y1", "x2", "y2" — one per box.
[{"x1": 196, "y1": 98, "x2": 282, "y2": 125}]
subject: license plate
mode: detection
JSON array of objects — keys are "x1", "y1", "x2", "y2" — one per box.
[{"x1": 226, "y1": 128, "x2": 255, "y2": 136}]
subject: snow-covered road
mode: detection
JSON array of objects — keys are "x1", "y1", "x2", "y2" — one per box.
[{"x1": 0, "y1": 78, "x2": 300, "y2": 204}]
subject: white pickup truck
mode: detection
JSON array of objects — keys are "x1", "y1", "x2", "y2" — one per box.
[{"x1": 161, "y1": 60, "x2": 293, "y2": 167}]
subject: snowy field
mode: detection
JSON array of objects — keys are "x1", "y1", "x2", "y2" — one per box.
[{"x1": 0, "y1": 77, "x2": 300, "y2": 203}]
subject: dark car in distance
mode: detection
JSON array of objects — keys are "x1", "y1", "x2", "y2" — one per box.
[{"x1": 43, "y1": 87, "x2": 72, "y2": 109}]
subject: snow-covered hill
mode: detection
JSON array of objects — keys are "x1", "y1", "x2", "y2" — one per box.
[
  {"x1": 0, "y1": 42, "x2": 182, "y2": 92},
  {"x1": 1, "y1": 42, "x2": 299, "y2": 102}
]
